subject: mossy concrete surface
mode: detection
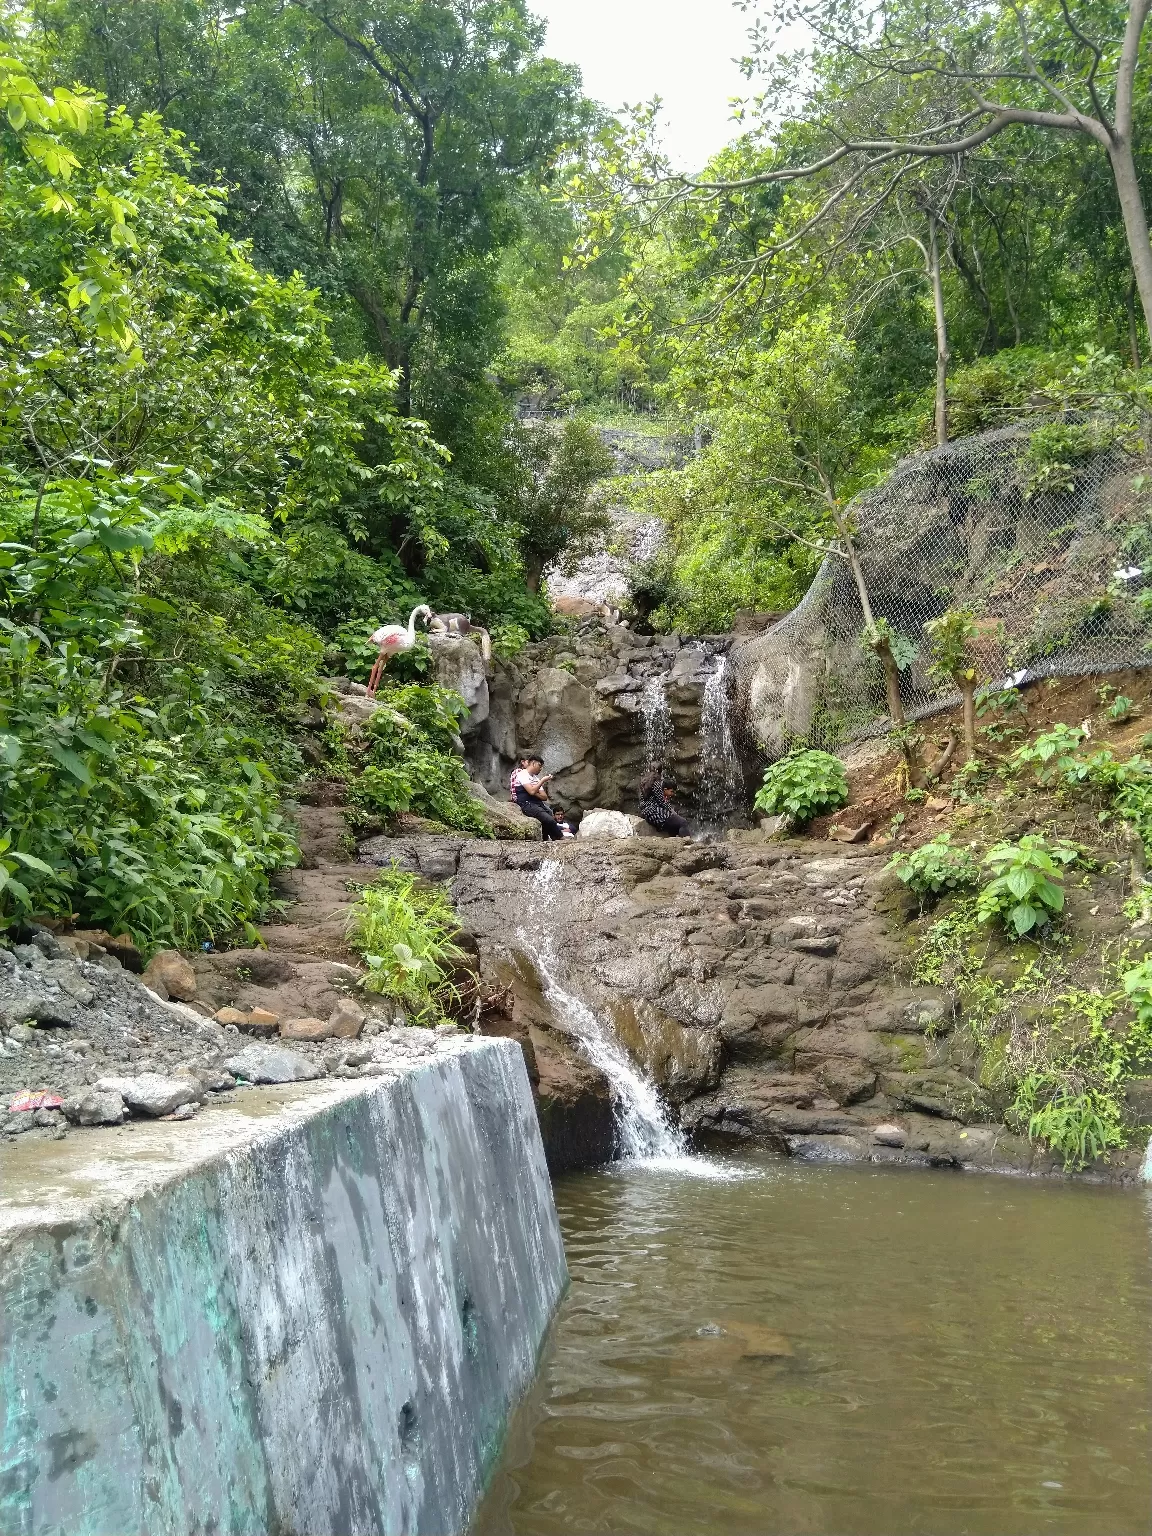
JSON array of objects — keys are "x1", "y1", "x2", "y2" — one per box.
[{"x1": 0, "y1": 1038, "x2": 566, "y2": 1536}]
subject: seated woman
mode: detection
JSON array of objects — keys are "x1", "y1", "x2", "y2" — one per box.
[
  {"x1": 638, "y1": 767, "x2": 690, "y2": 837},
  {"x1": 509, "y1": 754, "x2": 563, "y2": 841}
]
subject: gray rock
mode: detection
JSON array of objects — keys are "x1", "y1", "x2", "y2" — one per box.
[
  {"x1": 26, "y1": 928, "x2": 68, "y2": 960},
  {"x1": 41, "y1": 962, "x2": 96, "y2": 1005},
  {"x1": 872, "y1": 1122, "x2": 908, "y2": 1148},
  {"x1": 7, "y1": 1023, "x2": 34, "y2": 1044},
  {"x1": 224, "y1": 1043, "x2": 320, "y2": 1085},
  {"x1": 95, "y1": 1074, "x2": 197, "y2": 1117},
  {"x1": 327, "y1": 997, "x2": 366, "y2": 1039},
  {"x1": 62, "y1": 1088, "x2": 128, "y2": 1126}
]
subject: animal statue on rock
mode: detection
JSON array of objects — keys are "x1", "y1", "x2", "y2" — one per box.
[
  {"x1": 366, "y1": 605, "x2": 432, "y2": 694},
  {"x1": 425, "y1": 610, "x2": 493, "y2": 661}
]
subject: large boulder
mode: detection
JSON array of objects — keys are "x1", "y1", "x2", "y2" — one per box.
[
  {"x1": 427, "y1": 635, "x2": 489, "y2": 734},
  {"x1": 578, "y1": 809, "x2": 661, "y2": 840},
  {"x1": 466, "y1": 781, "x2": 543, "y2": 840},
  {"x1": 515, "y1": 666, "x2": 594, "y2": 775},
  {"x1": 95, "y1": 1073, "x2": 197, "y2": 1117},
  {"x1": 224, "y1": 1043, "x2": 320, "y2": 1084}
]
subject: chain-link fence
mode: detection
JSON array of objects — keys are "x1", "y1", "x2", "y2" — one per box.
[{"x1": 730, "y1": 422, "x2": 1152, "y2": 758}]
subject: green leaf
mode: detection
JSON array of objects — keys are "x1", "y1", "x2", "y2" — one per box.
[
  {"x1": 9, "y1": 850, "x2": 54, "y2": 875},
  {"x1": 96, "y1": 525, "x2": 154, "y2": 553},
  {"x1": 1010, "y1": 902, "x2": 1039, "y2": 934},
  {"x1": 46, "y1": 745, "x2": 93, "y2": 785}
]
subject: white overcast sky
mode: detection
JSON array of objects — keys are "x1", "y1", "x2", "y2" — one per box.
[{"x1": 532, "y1": 0, "x2": 759, "y2": 171}]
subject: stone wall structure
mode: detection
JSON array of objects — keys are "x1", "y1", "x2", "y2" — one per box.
[{"x1": 0, "y1": 1039, "x2": 566, "y2": 1536}]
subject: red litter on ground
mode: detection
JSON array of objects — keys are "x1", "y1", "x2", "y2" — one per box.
[{"x1": 7, "y1": 1090, "x2": 63, "y2": 1113}]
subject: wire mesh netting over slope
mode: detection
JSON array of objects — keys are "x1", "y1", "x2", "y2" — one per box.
[{"x1": 730, "y1": 422, "x2": 1152, "y2": 759}]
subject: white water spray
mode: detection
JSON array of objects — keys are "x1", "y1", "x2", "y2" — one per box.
[
  {"x1": 640, "y1": 674, "x2": 673, "y2": 766},
  {"x1": 536, "y1": 962, "x2": 685, "y2": 1162},
  {"x1": 518, "y1": 862, "x2": 741, "y2": 1177},
  {"x1": 699, "y1": 656, "x2": 744, "y2": 823}
]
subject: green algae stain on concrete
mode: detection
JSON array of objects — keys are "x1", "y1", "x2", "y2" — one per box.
[{"x1": 0, "y1": 1043, "x2": 566, "y2": 1536}]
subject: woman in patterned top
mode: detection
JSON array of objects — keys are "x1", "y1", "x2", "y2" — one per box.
[
  {"x1": 510, "y1": 754, "x2": 564, "y2": 841},
  {"x1": 638, "y1": 767, "x2": 690, "y2": 837}
]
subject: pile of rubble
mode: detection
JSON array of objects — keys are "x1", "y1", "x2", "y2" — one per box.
[{"x1": 0, "y1": 924, "x2": 464, "y2": 1142}]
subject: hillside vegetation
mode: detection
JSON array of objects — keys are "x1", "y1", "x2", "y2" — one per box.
[{"x1": 7, "y1": 0, "x2": 1152, "y2": 967}]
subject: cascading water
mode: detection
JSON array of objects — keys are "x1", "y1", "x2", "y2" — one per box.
[
  {"x1": 699, "y1": 655, "x2": 745, "y2": 824},
  {"x1": 517, "y1": 862, "x2": 731, "y2": 1175},
  {"x1": 640, "y1": 674, "x2": 673, "y2": 766},
  {"x1": 535, "y1": 961, "x2": 685, "y2": 1161}
]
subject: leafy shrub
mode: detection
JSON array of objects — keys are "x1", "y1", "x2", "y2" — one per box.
[
  {"x1": 976, "y1": 835, "x2": 1078, "y2": 936},
  {"x1": 1013, "y1": 1076, "x2": 1126, "y2": 1169},
  {"x1": 1122, "y1": 959, "x2": 1152, "y2": 1062},
  {"x1": 0, "y1": 484, "x2": 298, "y2": 945},
  {"x1": 1012, "y1": 724, "x2": 1089, "y2": 783},
  {"x1": 887, "y1": 835, "x2": 981, "y2": 898},
  {"x1": 753, "y1": 750, "x2": 848, "y2": 824},
  {"x1": 345, "y1": 685, "x2": 493, "y2": 836},
  {"x1": 346, "y1": 868, "x2": 466, "y2": 1025}
]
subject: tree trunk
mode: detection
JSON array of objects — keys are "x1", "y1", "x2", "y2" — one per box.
[
  {"x1": 877, "y1": 639, "x2": 908, "y2": 732},
  {"x1": 929, "y1": 217, "x2": 950, "y2": 447},
  {"x1": 1109, "y1": 136, "x2": 1152, "y2": 343},
  {"x1": 524, "y1": 558, "x2": 544, "y2": 594},
  {"x1": 833, "y1": 514, "x2": 875, "y2": 628},
  {"x1": 1127, "y1": 274, "x2": 1142, "y2": 369},
  {"x1": 960, "y1": 677, "x2": 977, "y2": 763}
]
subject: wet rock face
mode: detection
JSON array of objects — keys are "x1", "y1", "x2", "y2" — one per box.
[
  {"x1": 458, "y1": 628, "x2": 748, "y2": 819},
  {"x1": 453, "y1": 837, "x2": 1142, "y2": 1179}
]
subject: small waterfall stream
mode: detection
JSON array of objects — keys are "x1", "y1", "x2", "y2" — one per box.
[
  {"x1": 517, "y1": 862, "x2": 725, "y2": 1173},
  {"x1": 535, "y1": 961, "x2": 685, "y2": 1161},
  {"x1": 698, "y1": 655, "x2": 744, "y2": 823},
  {"x1": 640, "y1": 674, "x2": 672, "y2": 766}
]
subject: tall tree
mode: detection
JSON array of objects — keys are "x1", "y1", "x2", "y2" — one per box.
[
  {"x1": 24, "y1": 0, "x2": 589, "y2": 438},
  {"x1": 711, "y1": 0, "x2": 1152, "y2": 334}
]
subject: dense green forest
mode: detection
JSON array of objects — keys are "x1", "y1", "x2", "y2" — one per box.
[{"x1": 5, "y1": 0, "x2": 1152, "y2": 946}]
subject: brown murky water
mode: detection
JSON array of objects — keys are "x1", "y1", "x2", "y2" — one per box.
[{"x1": 475, "y1": 1154, "x2": 1152, "y2": 1536}]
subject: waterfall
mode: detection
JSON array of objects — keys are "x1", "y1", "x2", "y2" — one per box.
[
  {"x1": 640, "y1": 674, "x2": 673, "y2": 766},
  {"x1": 698, "y1": 656, "x2": 744, "y2": 823},
  {"x1": 516, "y1": 862, "x2": 748, "y2": 1180},
  {"x1": 536, "y1": 961, "x2": 686, "y2": 1161},
  {"x1": 517, "y1": 863, "x2": 685, "y2": 1167}
]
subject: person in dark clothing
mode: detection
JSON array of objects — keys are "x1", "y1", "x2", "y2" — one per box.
[
  {"x1": 509, "y1": 754, "x2": 563, "y2": 840},
  {"x1": 638, "y1": 767, "x2": 690, "y2": 836}
]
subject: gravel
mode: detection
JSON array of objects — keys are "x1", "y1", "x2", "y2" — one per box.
[{"x1": 0, "y1": 927, "x2": 476, "y2": 1142}]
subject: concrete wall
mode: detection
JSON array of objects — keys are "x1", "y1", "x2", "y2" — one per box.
[{"x1": 0, "y1": 1038, "x2": 567, "y2": 1536}]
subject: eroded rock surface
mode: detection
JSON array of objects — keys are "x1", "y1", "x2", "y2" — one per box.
[{"x1": 452, "y1": 836, "x2": 1148, "y2": 1181}]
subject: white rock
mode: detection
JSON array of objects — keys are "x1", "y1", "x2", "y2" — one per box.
[
  {"x1": 94, "y1": 1074, "x2": 196, "y2": 1118},
  {"x1": 872, "y1": 1122, "x2": 908, "y2": 1148},
  {"x1": 578, "y1": 809, "x2": 640, "y2": 840},
  {"x1": 61, "y1": 1088, "x2": 127, "y2": 1126},
  {"x1": 224, "y1": 1043, "x2": 320, "y2": 1085}
]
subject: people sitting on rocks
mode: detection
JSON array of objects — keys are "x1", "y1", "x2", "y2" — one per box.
[
  {"x1": 510, "y1": 753, "x2": 563, "y2": 841},
  {"x1": 551, "y1": 805, "x2": 577, "y2": 838},
  {"x1": 638, "y1": 767, "x2": 690, "y2": 837}
]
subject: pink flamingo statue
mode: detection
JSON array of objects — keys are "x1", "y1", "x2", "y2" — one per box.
[{"x1": 366, "y1": 605, "x2": 431, "y2": 695}]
